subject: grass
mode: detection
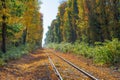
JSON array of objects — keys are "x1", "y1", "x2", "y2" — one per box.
[
  {"x1": 0, "y1": 44, "x2": 36, "y2": 66},
  {"x1": 46, "y1": 39, "x2": 120, "y2": 66}
]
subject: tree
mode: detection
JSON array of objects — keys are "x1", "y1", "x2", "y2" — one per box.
[
  {"x1": 58, "y1": 1, "x2": 67, "y2": 41},
  {"x1": 0, "y1": 0, "x2": 43, "y2": 53},
  {"x1": 45, "y1": 0, "x2": 120, "y2": 45},
  {"x1": 1, "y1": 0, "x2": 7, "y2": 53}
]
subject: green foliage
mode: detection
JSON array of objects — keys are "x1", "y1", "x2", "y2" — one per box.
[
  {"x1": 47, "y1": 42, "x2": 73, "y2": 53},
  {"x1": 47, "y1": 39, "x2": 120, "y2": 65},
  {"x1": 6, "y1": 23, "x2": 24, "y2": 37},
  {"x1": 94, "y1": 39, "x2": 120, "y2": 65},
  {"x1": 8, "y1": 24, "x2": 23, "y2": 33},
  {"x1": 0, "y1": 58, "x2": 5, "y2": 66},
  {"x1": 9, "y1": 0, "x2": 25, "y2": 17},
  {"x1": 73, "y1": 42, "x2": 94, "y2": 58},
  {"x1": 0, "y1": 44, "x2": 32, "y2": 66}
]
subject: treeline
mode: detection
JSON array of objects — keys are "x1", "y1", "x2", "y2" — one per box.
[
  {"x1": 45, "y1": 0, "x2": 120, "y2": 44},
  {"x1": 0, "y1": 0, "x2": 43, "y2": 53}
]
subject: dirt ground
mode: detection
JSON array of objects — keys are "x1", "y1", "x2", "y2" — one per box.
[
  {"x1": 0, "y1": 49, "x2": 57, "y2": 80},
  {"x1": 0, "y1": 48, "x2": 120, "y2": 80},
  {"x1": 48, "y1": 52, "x2": 91, "y2": 80}
]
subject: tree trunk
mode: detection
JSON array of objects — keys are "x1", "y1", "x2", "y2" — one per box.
[
  {"x1": 23, "y1": 28, "x2": 27, "y2": 45},
  {"x1": 1, "y1": 0, "x2": 7, "y2": 53}
]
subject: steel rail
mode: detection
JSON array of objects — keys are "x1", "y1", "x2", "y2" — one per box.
[
  {"x1": 46, "y1": 53, "x2": 63, "y2": 80},
  {"x1": 54, "y1": 53, "x2": 99, "y2": 80}
]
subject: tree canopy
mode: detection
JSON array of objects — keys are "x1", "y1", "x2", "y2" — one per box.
[
  {"x1": 0, "y1": 0, "x2": 43, "y2": 53},
  {"x1": 45, "y1": 0, "x2": 120, "y2": 45}
]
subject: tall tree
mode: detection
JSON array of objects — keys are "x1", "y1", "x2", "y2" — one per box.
[
  {"x1": 58, "y1": 1, "x2": 67, "y2": 41},
  {"x1": 1, "y1": 0, "x2": 7, "y2": 53},
  {"x1": 45, "y1": 0, "x2": 120, "y2": 45}
]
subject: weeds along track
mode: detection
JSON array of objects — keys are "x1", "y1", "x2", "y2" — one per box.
[{"x1": 46, "y1": 52, "x2": 99, "y2": 80}]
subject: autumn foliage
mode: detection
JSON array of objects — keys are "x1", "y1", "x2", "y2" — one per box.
[
  {"x1": 45, "y1": 0, "x2": 120, "y2": 44},
  {"x1": 0, "y1": 0, "x2": 43, "y2": 53}
]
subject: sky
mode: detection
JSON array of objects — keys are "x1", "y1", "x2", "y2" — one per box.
[{"x1": 39, "y1": 0, "x2": 60, "y2": 46}]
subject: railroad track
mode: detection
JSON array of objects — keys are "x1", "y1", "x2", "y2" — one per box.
[
  {"x1": 46, "y1": 52, "x2": 99, "y2": 80},
  {"x1": 46, "y1": 53, "x2": 63, "y2": 80}
]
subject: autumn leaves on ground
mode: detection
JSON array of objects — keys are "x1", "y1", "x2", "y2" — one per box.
[
  {"x1": 0, "y1": 49, "x2": 57, "y2": 80},
  {"x1": 0, "y1": 49, "x2": 120, "y2": 80}
]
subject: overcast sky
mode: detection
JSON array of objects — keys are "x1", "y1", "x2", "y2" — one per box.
[{"x1": 39, "y1": 0, "x2": 60, "y2": 46}]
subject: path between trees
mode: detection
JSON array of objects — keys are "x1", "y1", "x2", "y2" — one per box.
[{"x1": 0, "y1": 49, "x2": 120, "y2": 80}]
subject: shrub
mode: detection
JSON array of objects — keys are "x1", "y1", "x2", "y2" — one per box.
[
  {"x1": 46, "y1": 39, "x2": 120, "y2": 65},
  {"x1": 0, "y1": 44, "x2": 34, "y2": 66},
  {"x1": 92, "y1": 39, "x2": 120, "y2": 65}
]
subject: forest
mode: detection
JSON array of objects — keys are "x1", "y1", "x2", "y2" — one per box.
[
  {"x1": 0, "y1": 0, "x2": 120, "y2": 79},
  {"x1": 0, "y1": 0, "x2": 43, "y2": 65},
  {"x1": 45, "y1": 0, "x2": 120, "y2": 65}
]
